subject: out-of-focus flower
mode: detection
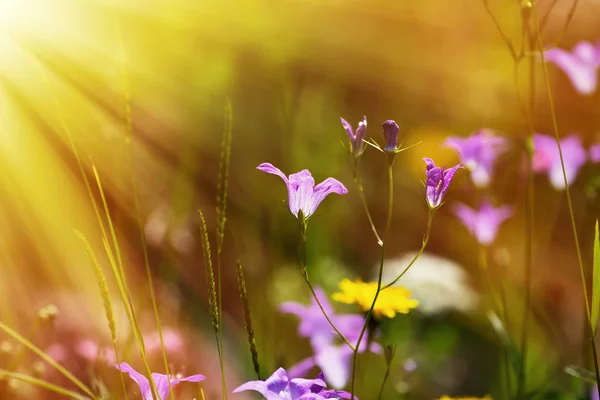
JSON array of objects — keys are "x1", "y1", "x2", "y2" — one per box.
[
  {"x1": 75, "y1": 339, "x2": 116, "y2": 364},
  {"x1": 340, "y1": 116, "x2": 367, "y2": 157},
  {"x1": 423, "y1": 158, "x2": 462, "y2": 209},
  {"x1": 533, "y1": 133, "x2": 586, "y2": 190},
  {"x1": 280, "y1": 287, "x2": 364, "y2": 350},
  {"x1": 380, "y1": 252, "x2": 479, "y2": 315},
  {"x1": 544, "y1": 41, "x2": 600, "y2": 95},
  {"x1": 444, "y1": 130, "x2": 508, "y2": 188},
  {"x1": 452, "y1": 202, "x2": 513, "y2": 246},
  {"x1": 233, "y1": 367, "x2": 354, "y2": 399},
  {"x1": 382, "y1": 120, "x2": 400, "y2": 152},
  {"x1": 116, "y1": 362, "x2": 205, "y2": 400},
  {"x1": 590, "y1": 143, "x2": 600, "y2": 163},
  {"x1": 332, "y1": 279, "x2": 418, "y2": 318},
  {"x1": 257, "y1": 163, "x2": 348, "y2": 221},
  {"x1": 437, "y1": 396, "x2": 491, "y2": 400},
  {"x1": 281, "y1": 287, "x2": 378, "y2": 389}
]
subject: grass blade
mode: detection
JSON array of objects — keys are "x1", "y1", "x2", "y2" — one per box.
[
  {"x1": 0, "y1": 369, "x2": 91, "y2": 400},
  {"x1": 216, "y1": 100, "x2": 233, "y2": 254},
  {"x1": 0, "y1": 323, "x2": 96, "y2": 399},
  {"x1": 74, "y1": 231, "x2": 128, "y2": 400},
  {"x1": 235, "y1": 260, "x2": 260, "y2": 379},
  {"x1": 592, "y1": 220, "x2": 600, "y2": 336}
]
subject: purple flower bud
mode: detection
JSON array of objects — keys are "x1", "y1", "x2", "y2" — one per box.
[
  {"x1": 382, "y1": 120, "x2": 400, "y2": 152},
  {"x1": 340, "y1": 116, "x2": 367, "y2": 157},
  {"x1": 423, "y1": 158, "x2": 462, "y2": 209}
]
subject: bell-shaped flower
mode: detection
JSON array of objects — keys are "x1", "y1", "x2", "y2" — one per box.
[
  {"x1": 340, "y1": 116, "x2": 367, "y2": 157},
  {"x1": 452, "y1": 202, "x2": 513, "y2": 246},
  {"x1": 115, "y1": 362, "x2": 205, "y2": 400},
  {"x1": 257, "y1": 163, "x2": 348, "y2": 221},
  {"x1": 590, "y1": 143, "x2": 600, "y2": 163},
  {"x1": 423, "y1": 158, "x2": 462, "y2": 209},
  {"x1": 382, "y1": 120, "x2": 400, "y2": 152},
  {"x1": 532, "y1": 133, "x2": 586, "y2": 190},
  {"x1": 444, "y1": 130, "x2": 508, "y2": 188},
  {"x1": 233, "y1": 368, "x2": 355, "y2": 399},
  {"x1": 545, "y1": 41, "x2": 600, "y2": 95}
]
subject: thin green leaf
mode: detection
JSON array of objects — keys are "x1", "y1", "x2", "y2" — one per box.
[
  {"x1": 593, "y1": 220, "x2": 600, "y2": 336},
  {"x1": 564, "y1": 364, "x2": 597, "y2": 384},
  {"x1": 0, "y1": 369, "x2": 91, "y2": 400}
]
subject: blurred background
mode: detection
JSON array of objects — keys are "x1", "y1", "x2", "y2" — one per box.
[{"x1": 1, "y1": 0, "x2": 600, "y2": 398}]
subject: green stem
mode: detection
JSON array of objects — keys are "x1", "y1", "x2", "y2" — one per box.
[
  {"x1": 297, "y1": 217, "x2": 356, "y2": 351},
  {"x1": 381, "y1": 212, "x2": 433, "y2": 291},
  {"x1": 353, "y1": 162, "x2": 382, "y2": 245},
  {"x1": 349, "y1": 163, "x2": 394, "y2": 399},
  {"x1": 531, "y1": 3, "x2": 600, "y2": 397}
]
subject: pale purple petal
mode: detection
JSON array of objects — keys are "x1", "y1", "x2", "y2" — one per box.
[
  {"x1": 233, "y1": 380, "x2": 270, "y2": 397},
  {"x1": 340, "y1": 118, "x2": 354, "y2": 141},
  {"x1": 590, "y1": 143, "x2": 600, "y2": 163},
  {"x1": 534, "y1": 134, "x2": 586, "y2": 189},
  {"x1": 545, "y1": 47, "x2": 598, "y2": 95},
  {"x1": 116, "y1": 363, "x2": 153, "y2": 400},
  {"x1": 453, "y1": 202, "x2": 513, "y2": 246},
  {"x1": 265, "y1": 367, "x2": 290, "y2": 394},
  {"x1": 315, "y1": 345, "x2": 352, "y2": 389},
  {"x1": 287, "y1": 170, "x2": 315, "y2": 217},
  {"x1": 304, "y1": 178, "x2": 348, "y2": 217},
  {"x1": 444, "y1": 131, "x2": 508, "y2": 188},
  {"x1": 573, "y1": 42, "x2": 600, "y2": 66},
  {"x1": 151, "y1": 373, "x2": 172, "y2": 400},
  {"x1": 257, "y1": 163, "x2": 289, "y2": 183}
]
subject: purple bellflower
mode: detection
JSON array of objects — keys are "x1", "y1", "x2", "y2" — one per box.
[
  {"x1": 444, "y1": 130, "x2": 508, "y2": 188},
  {"x1": 423, "y1": 158, "x2": 462, "y2": 209},
  {"x1": 452, "y1": 202, "x2": 513, "y2": 246},
  {"x1": 115, "y1": 362, "x2": 205, "y2": 400},
  {"x1": 280, "y1": 287, "x2": 378, "y2": 389},
  {"x1": 382, "y1": 120, "x2": 400, "y2": 152},
  {"x1": 280, "y1": 287, "x2": 364, "y2": 351},
  {"x1": 340, "y1": 116, "x2": 367, "y2": 157},
  {"x1": 257, "y1": 163, "x2": 348, "y2": 220},
  {"x1": 590, "y1": 143, "x2": 600, "y2": 163},
  {"x1": 233, "y1": 368, "x2": 355, "y2": 400},
  {"x1": 532, "y1": 133, "x2": 586, "y2": 190},
  {"x1": 544, "y1": 41, "x2": 600, "y2": 95}
]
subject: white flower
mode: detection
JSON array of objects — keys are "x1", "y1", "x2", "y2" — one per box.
[{"x1": 379, "y1": 252, "x2": 479, "y2": 315}]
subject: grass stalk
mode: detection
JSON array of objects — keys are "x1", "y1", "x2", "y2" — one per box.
[
  {"x1": 235, "y1": 260, "x2": 260, "y2": 379},
  {"x1": 0, "y1": 369, "x2": 91, "y2": 400}
]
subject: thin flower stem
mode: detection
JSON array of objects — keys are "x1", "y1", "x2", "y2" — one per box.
[
  {"x1": 350, "y1": 163, "x2": 394, "y2": 399},
  {"x1": 115, "y1": 18, "x2": 175, "y2": 400},
  {"x1": 297, "y1": 219, "x2": 356, "y2": 351},
  {"x1": 531, "y1": 4, "x2": 600, "y2": 397},
  {"x1": 353, "y1": 163, "x2": 382, "y2": 245},
  {"x1": 482, "y1": 0, "x2": 517, "y2": 61},
  {"x1": 381, "y1": 212, "x2": 433, "y2": 291}
]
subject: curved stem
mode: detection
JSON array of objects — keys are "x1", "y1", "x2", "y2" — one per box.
[
  {"x1": 381, "y1": 212, "x2": 433, "y2": 291},
  {"x1": 349, "y1": 163, "x2": 394, "y2": 399},
  {"x1": 531, "y1": 3, "x2": 600, "y2": 397},
  {"x1": 296, "y1": 219, "x2": 356, "y2": 351},
  {"x1": 353, "y1": 164, "x2": 382, "y2": 246}
]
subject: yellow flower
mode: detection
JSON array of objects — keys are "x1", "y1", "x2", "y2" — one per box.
[
  {"x1": 332, "y1": 278, "x2": 418, "y2": 318},
  {"x1": 437, "y1": 396, "x2": 491, "y2": 400}
]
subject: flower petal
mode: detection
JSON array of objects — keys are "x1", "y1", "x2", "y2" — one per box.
[
  {"x1": 288, "y1": 356, "x2": 318, "y2": 380},
  {"x1": 305, "y1": 178, "x2": 348, "y2": 217},
  {"x1": 233, "y1": 380, "x2": 270, "y2": 397},
  {"x1": 257, "y1": 163, "x2": 289, "y2": 183},
  {"x1": 315, "y1": 345, "x2": 352, "y2": 389},
  {"x1": 340, "y1": 117, "x2": 354, "y2": 140},
  {"x1": 545, "y1": 48, "x2": 598, "y2": 94},
  {"x1": 116, "y1": 363, "x2": 153, "y2": 400},
  {"x1": 265, "y1": 367, "x2": 290, "y2": 394},
  {"x1": 288, "y1": 170, "x2": 316, "y2": 217}
]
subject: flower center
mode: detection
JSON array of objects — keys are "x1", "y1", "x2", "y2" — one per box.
[{"x1": 278, "y1": 390, "x2": 292, "y2": 399}]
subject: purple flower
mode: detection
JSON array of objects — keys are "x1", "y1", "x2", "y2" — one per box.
[
  {"x1": 444, "y1": 130, "x2": 508, "y2": 188},
  {"x1": 590, "y1": 143, "x2": 600, "y2": 163},
  {"x1": 452, "y1": 202, "x2": 513, "y2": 246},
  {"x1": 532, "y1": 133, "x2": 586, "y2": 190},
  {"x1": 423, "y1": 158, "x2": 462, "y2": 209},
  {"x1": 233, "y1": 368, "x2": 355, "y2": 400},
  {"x1": 280, "y1": 287, "x2": 378, "y2": 389},
  {"x1": 280, "y1": 287, "x2": 364, "y2": 350},
  {"x1": 115, "y1": 362, "x2": 205, "y2": 400},
  {"x1": 257, "y1": 163, "x2": 348, "y2": 220},
  {"x1": 382, "y1": 120, "x2": 400, "y2": 152},
  {"x1": 340, "y1": 116, "x2": 367, "y2": 157},
  {"x1": 544, "y1": 41, "x2": 600, "y2": 95}
]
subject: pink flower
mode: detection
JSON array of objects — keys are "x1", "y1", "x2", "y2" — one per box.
[
  {"x1": 533, "y1": 134, "x2": 586, "y2": 190},
  {"x1": 545, "y1": 41, "x2": 600, "y2": 95}
]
